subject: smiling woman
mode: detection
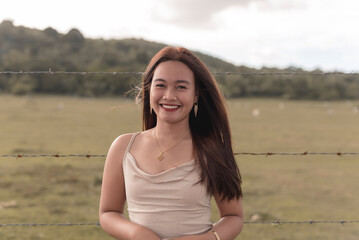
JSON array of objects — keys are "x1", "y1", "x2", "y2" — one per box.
[{"x1": 99, "y1": 46, "x2": 243, "y2": 240}]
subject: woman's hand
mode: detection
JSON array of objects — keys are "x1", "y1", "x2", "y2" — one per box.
[{"x1": 167, "y1": 230, "x2": 216, "y2": 240}]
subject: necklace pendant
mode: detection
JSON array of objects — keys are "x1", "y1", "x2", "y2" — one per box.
[{"x1": 158, "y1": 152, "x2": 164, "y2": 161}]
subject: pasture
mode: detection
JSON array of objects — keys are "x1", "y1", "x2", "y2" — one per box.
[{"x1": 0, "y1": 94, "x2": 358, "y2": 240}]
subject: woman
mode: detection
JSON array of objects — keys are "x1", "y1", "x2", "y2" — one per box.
[{"x1": 99, "y1": 46, "x2": 243, "y2": 240}]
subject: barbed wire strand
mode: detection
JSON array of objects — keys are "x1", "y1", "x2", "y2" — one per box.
[
  {"x1": 0, "y1": 223, "x2": 100, "y2": 227},
  {"x1": 0, "y1": 154, "x2": 107, "y2": 158},
  {"x1": 233, "y1": 152, "x2": 359, "y2": 157},
  {"x1": 0, "y1": 70, "x2": 359, "y2": 76},
  {"x1": 0, "y1": 70, "x2": 143, "y2": 76},
  {"x1": 1, "y1": 152, "x2": 358, "y2": 159},
  {"x1": 1, "y1": 220, "x2": 359, "y2": 227},
  {"x1": 244, "y1": 220, "x2": 359, "y2": 225}
]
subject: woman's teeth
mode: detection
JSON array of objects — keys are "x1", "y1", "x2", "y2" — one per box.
[{"x1": 162, "y1": 105, "x2": 179, "y2": 109}]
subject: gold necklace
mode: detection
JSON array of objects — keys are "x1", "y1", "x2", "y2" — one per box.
[{"x1": 153, "y1": 128, "x2": 190, "y2": 161}]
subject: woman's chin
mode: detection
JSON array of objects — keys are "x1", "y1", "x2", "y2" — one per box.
[{"x1": 157, "y1": 114, "x2": 189, "y2": 125}]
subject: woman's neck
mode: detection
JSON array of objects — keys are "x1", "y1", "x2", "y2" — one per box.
[{"x1": 154, "y1": 121, "x2": 191, "y2": 139}]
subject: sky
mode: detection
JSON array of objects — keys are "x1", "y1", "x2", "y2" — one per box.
[{"x1": 1, "y1": 0, "x2": 359, "y2": 72}]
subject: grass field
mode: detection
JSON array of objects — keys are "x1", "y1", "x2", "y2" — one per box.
[{"x1": 0, "y1": 94, "x2": 359, "y2": 240}]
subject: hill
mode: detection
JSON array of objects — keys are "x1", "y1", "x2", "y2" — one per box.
[{"x1": 1, "y1": 20, "x2": 358, "y2": 99}]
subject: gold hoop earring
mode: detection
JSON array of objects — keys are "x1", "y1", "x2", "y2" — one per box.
[{"x1": 194, "y1": 102, "x2": 198, "y2": 117}]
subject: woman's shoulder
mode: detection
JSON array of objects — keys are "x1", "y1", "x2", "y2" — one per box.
[
  {"x1": 106, "y1": 132, "x2": 135, "y2": 159},
  {"x1": 113, "y1": 132, "x2": 136, "y2": 143},
  {"x1": 110, "y1": 132, "x2": 138, "y2": 150},
  {"x1": 109, "y1": 129, "x2": 152, "y2": 153},
  {"x1": 104, "y1": 133, "x2": 139, "y2": 168}
]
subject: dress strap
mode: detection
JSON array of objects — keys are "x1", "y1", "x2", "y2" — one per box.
[{"x1": 124, "y1": 132, "x2": 141, "y2": 155}]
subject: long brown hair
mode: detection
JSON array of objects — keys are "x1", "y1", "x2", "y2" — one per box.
[{"x1": 137, "y1": 46, "x2": 242, "y2": 200}]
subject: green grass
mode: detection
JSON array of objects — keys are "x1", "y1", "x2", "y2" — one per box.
[{"x1": 1, "y1": 94, "x2": 359, "y2": 239}]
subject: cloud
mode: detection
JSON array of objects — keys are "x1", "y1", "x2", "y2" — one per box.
[
  {"x1": 257, "y1": 0, "x2": 307, "y2": 11},
  {"x1": 152, "y1": 0, "x2": 306, "y2": 29},
  {"x1": 152, "y1": 0, "x2": 261, "y2": 29}
]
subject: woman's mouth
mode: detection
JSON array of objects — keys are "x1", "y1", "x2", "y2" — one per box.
[{"x1": 160, "y1": 104, "x2": 180, "y2": 110}]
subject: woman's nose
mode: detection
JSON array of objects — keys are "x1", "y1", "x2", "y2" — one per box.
[{"x1": 163, "y1": 88, "x2": 177, "y2": 100}]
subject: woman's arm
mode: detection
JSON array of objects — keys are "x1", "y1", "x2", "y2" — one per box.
[
  {"x1": 171, "y1": 193, "x2": 244, "y2": 240},
  {"x1": 99, "y1": 134, "x2": 161, "y2": 240},
  {"x1": 211, "y1": 193, "x2": 244, "y2": 240}
]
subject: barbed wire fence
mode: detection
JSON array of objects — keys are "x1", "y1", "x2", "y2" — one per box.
[
  {"x1": 1, "y1": 220, "x2": 359, "y2": 227},
  {"x1": 1, "y1": 70, "x2": 359, "y2": 76},
  {"x1": 0, "y1": 151, "x2": 359, "y2": 159},
  {"x1": 1, "y1": 70, "x2": 358, "y2": 230}
]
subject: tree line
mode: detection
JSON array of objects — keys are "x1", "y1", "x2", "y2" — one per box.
[{"x1": 1, "y1": 20, "x2": 358, "y2": 100}]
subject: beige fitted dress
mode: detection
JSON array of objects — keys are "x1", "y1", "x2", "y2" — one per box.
[{"x1": 122, "y1": 132, "x2": 213, "y2": 239}]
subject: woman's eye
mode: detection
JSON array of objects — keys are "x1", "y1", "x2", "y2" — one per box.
[
  {"x1": 156, "y1": 84, "x2": 165, "y2": 88},
  {"x1": 177, "y1": 85, "x2": 187, "y2": 89}
]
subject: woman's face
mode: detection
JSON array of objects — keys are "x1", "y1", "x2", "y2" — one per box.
[{"x1": 150, "y1": 60, "x2": 197, "y2": 125}]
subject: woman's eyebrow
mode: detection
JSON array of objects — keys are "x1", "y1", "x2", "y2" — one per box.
[
  {"x1": 153, "y1": 78, "x2": 166, "y2": 82},
  {"x1": 176, "y1": 80, "x2": 190, "y2": 84},
  {"x1": 153, "y1": 79, "x2": 190, "y2": 84}
]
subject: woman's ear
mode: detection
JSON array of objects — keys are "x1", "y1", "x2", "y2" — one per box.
[{"x1": 195, "y1": 91, "x2": 199, "y2": 102}]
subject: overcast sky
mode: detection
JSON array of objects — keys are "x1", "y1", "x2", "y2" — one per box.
[{"x1": 1, "y1": 0, "x2": 359, "y2": 72}]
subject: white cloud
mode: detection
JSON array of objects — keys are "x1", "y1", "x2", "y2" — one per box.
[
  {"x1": 152, "y1": 0, "x2": 307, "y2": 29},
  {"x1": 152, "y1": 0, "x2": 264, "y2": 29}
]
